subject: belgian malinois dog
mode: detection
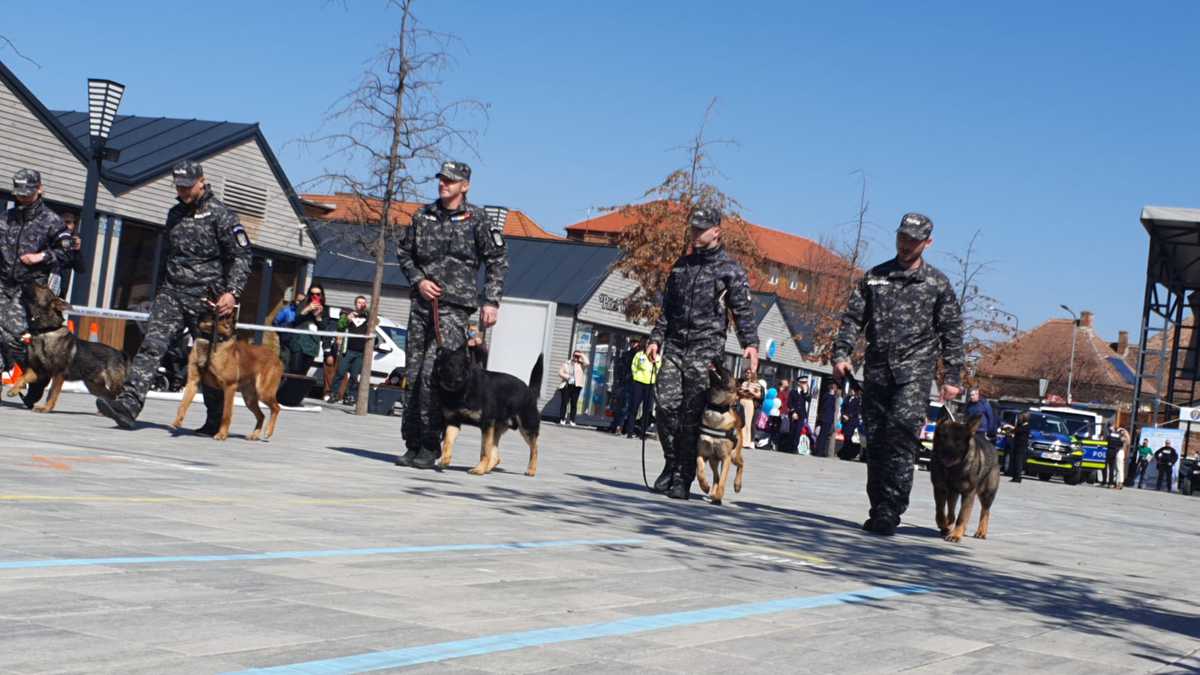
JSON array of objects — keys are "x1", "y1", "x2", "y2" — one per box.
[
  {"x1": 931, "y1": 412, "x2": 1001, "y2": 542},
  {"x1": 434, "y1": 345, "x2": 544, "y2": 476},
  {"x1": 7, "y1": 284, "x2": 127, "y2": 413},
  {"x1": 170, "y1": 313, "x2": 283, "y2": 441},
  {"x1": 695, "y1": 361, "x2": 746, "y2": 505}
]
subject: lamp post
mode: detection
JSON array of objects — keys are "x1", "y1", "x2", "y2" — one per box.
[
  {"x1": 1060, "y1": 304, "x2": 1079, "y2": 404},
  {"x1": 70, "y1": 78, "x2": 125, "y2": 311},
  {"x1": 988, "y1": 306, "x2": 1019, "y2": 335}
]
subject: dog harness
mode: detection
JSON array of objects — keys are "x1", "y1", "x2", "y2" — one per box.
[{"x1": 700, "y1": 400, "x2": 740, "y2": 443}]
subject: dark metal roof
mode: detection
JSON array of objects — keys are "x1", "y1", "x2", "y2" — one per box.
[
  {"x1": 775, "y1": 297, "x2": 817, "y2": 355},
  {"x1": 52, "y1": 110, "x2": 260, "y2": 192},
  {"x1": 750, "y1": 292, "x2": 775, "y2": 325},
  {"x1": 310, "y1": 220, "x2": 621, "y2": 307}
]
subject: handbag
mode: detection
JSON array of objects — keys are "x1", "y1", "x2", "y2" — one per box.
[{"x1": 754, "y1": 411, "x2": 768, "y2": 430}]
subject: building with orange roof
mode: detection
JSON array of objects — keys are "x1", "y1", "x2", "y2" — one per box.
[
  {"x1": 563, "y1": 202, "x2": 848, "y2": 303},
  {"x1": 301, "y1": 193, "x2": 561, "y2": 240},
  {"x1": 977, "y1": 310, "x2": 1141, "y2": 415}
]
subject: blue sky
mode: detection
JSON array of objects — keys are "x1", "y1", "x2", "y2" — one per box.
[{"x1": 6, "y1": 2, "x2": 1199, "y2": 340}]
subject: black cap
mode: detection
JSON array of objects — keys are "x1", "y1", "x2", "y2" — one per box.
[
  {"x1": 436, "y1": 161, "x2": 471, "y2": 182},
  {"x1": 897, "y1": 212, "x2": 933, "y2": 240},
  {"x1": 11, "y1": 169, "x2": 41, "y2": 197},
  {"x1": 689, "y1": 207, "x2": 722, "y2": 229},
  {"x1": 172, "y1": 160, "x2": 204, "y2": 187}
]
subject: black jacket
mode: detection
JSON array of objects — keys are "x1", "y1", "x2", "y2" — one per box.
[
  {"x1": 0, "y1": 199, "x2": 75, "y2": 288},
  {"x1": 650, "y1": 244, "x2": 758, "y2": 357}
]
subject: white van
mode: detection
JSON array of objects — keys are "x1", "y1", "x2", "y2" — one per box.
[{"x1": 305, "y1": 308, "x2": 406, "y2": 386}]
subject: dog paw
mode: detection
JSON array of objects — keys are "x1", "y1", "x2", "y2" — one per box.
[
  {"x1": 944, "y1": 533, "x2": 962, "y2": 543},
  {"x1": 938, "y1": 528, "x2": 950, "y2": 537},
  {"x1": 32, "y1": 406, "x2": 50, "y2": 414},
  {"x1": 214, "y1": 432, "x2": 229, "y2": 441},
  {"x1": 972, "y1": 531, "x2": 987, "y2": 540},
  {"x1": 468, "y1": 465, "x2": 487, "y2": 475},
  {"x1": 524, "y1": 469, "x2": 536, "y2": 477},
  {"x1": 247, "y1": 432, "x2": 261, "y2": 441}
]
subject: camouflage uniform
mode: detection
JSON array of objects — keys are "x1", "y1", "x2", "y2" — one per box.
[
  {"x1": 393, "y1": 162, "x2": 509, "y2": 467},
  {"x1": 833, "y1": 213, "x2": 964, "y2": 531},
  {"x1": 105, "y1": 163, "x2": 252, "y2": 426},
  {"x1": 0, "y1": 170, "x2": 75, "y2": 374},
  {"x1": 650, "y1": 212, "x2": 758, "y2": 499}
]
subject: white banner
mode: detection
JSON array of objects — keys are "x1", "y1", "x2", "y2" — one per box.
[{"x1": 65, "y1": 306, "x2": 361, "y2": 339}]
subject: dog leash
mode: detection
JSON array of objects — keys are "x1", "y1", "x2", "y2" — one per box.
[{"x1": 431, "y1": 296, "x2": 444, "y2": 347}]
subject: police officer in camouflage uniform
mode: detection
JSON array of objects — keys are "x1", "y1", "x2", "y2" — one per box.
[
  {"x1": 98, "y1": 161, "x2": 252, "y2": 430},
  {"x1": 645, "y1": 208, "x2": 759, "y2": 500},
  {"x1": 832, "y1": 213, "x2": 964, "y2": 536},
  {"x1": 0, "y1": 169, "x2": 76, "y2": 406},
  {"x1": 393, "y1": 161, "x2": 509, "y2": 470}
]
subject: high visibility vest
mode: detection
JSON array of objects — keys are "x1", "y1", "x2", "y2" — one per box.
[{"x1": 631, "y1": 351, "x2": 660, "y2": 385}]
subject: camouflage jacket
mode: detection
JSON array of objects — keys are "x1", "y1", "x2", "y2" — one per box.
[
  {"x1": 0, "y1": 198, "x2": 74, "y2": 288},
  {"x1": 650, "y1": 244, "x2": 759, "y2": 357},
  {"x1": 395, "y1": 199, "x2": 508, "y2": 309},
  {"x1": 162, "y1": 186, "x2": 252, "y2": 299},
  {"x1": 832, "y1": 257, "x2": 965, "y2": 386}
]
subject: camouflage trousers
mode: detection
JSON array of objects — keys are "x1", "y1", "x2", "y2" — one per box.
[
  {"x1": 116, "y1": 289, "x2": 222, "y2": 419},
  {"x1": 0, "y1": 284, "x2": 28, "y2": 371},
  {"x1": 654, "y1": 349, "x2": 711, "y2": 483},
  {"x1": 401, "y1": 298, "x2": 469, "y2": 451},
  {"x1": 861, "y1": 375, "x2": 928, "y2": 525}
]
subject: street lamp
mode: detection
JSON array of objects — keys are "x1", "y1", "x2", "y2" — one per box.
[
  {"x1": 70, "y1": 78, "x2": 125, "y2": 311},
  {"x1": 988, "y1": 306, "x2": 1019, "y2": 335},
  {"x1": 1060, "y1": 304, "x2": 1079, "y2": 405}
]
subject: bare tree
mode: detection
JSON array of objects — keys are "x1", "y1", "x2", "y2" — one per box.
[
  {"x1": 607, "y1": 100, "x2": 762, "y2": 324},
  {"x1": 943, "y1": 229, "x2": 1016, "y2": 383},
  {"x1": 0, "y1": 36, "x2": 39, "y2": 67},
  {"x1": 303, "y1": 0, "x2": 487, "y2": 414}
]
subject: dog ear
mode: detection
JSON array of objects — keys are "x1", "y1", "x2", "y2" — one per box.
[
  {"x1": 51, "y1": 297, "x2": 72, "y2": 313},
  {"x1": 966, "y1": 414, "x2": 983, "y2": 435}
]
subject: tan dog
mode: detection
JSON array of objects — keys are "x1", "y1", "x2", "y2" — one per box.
[
  {"x1": 170, "y1": 314, "x2": 283, "y2": 441},
  {"x1": 695, "y1": 361, "x2": 746, "y2": 505}
]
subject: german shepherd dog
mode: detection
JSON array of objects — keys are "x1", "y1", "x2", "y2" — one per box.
[
  {"x1": 695, "y1": 361, "x2": 746, "y2": 505},
  {"x1": 6, "y1": 284, "x2": 127, "y2": 413},
  {"x1": 434, "y1": 345, "x2": 544, "y2": 476},
  {"x1": 170, "y1": 313, "x2": 283, "y2": 441},
  {"x1": 931, "y1": 412, "x2": 1001, "y2": 542}
]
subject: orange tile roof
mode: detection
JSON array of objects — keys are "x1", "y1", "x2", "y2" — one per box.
[
  {"x1": 980, "y1": 318, "x2": 1140, "y2": 394},
  {"x1": 563, "y1": 202, "x2": 846, "y2": 272},
  {"x1": 302, "y1": 193, "x2": 562, "y2": 240}
]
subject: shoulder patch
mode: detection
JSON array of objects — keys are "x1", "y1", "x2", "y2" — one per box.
[
  {"x1": 490, "y1": 229, "x2": 504, "y2": 247},
  {"x1": 233, "y1": 224, "x2": 251, "y2": 248}
]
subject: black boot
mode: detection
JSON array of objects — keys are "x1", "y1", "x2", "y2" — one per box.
[
  {"x1": 97, "y1": 398, "x2": 137, "y2": 429},
  {"x1": 667, "y1": 456, "x2": 695, "y2": 500},
  {"x1": 412, "y1": 446, "x2": 438, "y2": 470},
  {"x1": 653, "y1": 445, "x2": 676, "y2": 493},
  {"x1": 394, "y1": 446, "x2": 420, "y2": 467},
  {"x1": 193, "y1": 386, "x2": 224, "y2": 435}
]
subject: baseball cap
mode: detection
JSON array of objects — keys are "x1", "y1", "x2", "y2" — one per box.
[
  {"x1": 897, "y1": 212, "x2": 933, "y2": 240},
  {"x1": 172, "y1": 160, "x2": 204, "y2": 187},
  {"x1": 689, "y1": 207, "x2": 722, "y2": 229},
  {"x1": 436, "y1": 161, "x2": 471, "y2": 182},
  {"x1": 11, "y1": 169, "x2": 41, "y2": 197}
]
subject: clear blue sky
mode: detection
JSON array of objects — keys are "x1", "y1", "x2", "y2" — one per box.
[{"x1": 6, "y1": 2, "x2": 1199, "y2": 340}]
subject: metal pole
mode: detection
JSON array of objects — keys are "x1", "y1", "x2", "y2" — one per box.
[
  {"x1": 1067, "y1": 320, "x2": 1078, "y2": 404},
  {"x1": 69, "y1": 142, "x2": 103, "y2": 319}
]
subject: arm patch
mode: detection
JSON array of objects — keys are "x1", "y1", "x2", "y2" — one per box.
[
  {"x1": 490, "y1": 229, "x2": 504, "y2": 247},
  {"x1": 233, "y1": 225, "x2": 251, "y2": 248}
]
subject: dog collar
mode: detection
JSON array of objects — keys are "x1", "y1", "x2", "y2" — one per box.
[
  {"x1": 705, "y1": 401, "x2": 733, "y2": 414},
  {"x1": 700, "y1": 424, "x2": 740, "y2": 443}
]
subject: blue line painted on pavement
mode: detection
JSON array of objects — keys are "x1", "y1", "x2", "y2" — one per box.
[
  {"x1": 0, "y1": 538, "x2": 643, "y2": 570},
  {"x1": 228, "y1": 585, "x2": 930, "y2": 674}
]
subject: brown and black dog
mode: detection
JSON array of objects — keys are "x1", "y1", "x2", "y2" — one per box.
[
  {"x1": 170, "y1": 314, "x2": 283, "y2": 441},
  {"x1": 435, "y1": 345, "x2": 543, "y2": 476},
  {"x1": 695, "y1": 361, "x2": 746, "y2": 505},
  {"x1": 6, "y1": 284, "x2": 127, "y2": 413},
  {"x1": 931, "y1": 412, "x2": 1001, "y2": 542}
]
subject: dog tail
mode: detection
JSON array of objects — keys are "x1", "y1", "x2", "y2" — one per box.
[{"x1": 528, "y1": 354, "x2": 544, "y2": 393}]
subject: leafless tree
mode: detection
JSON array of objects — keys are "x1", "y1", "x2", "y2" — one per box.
[
  {"x1": 302, "y1": 0, "x2": 487, "y2": 414},
  {"x1": 606, "y1": 99, "x2": 761, "y2": 324},
  {"x1": 0, "y1": 36, "x2": 39, "y2": 67},
  {"x1": 943, "y1": 229, "x2": 1017, "y2": 383}
]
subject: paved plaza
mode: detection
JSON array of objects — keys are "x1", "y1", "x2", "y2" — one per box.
[{"x1": 0, "y1": 392, "x2": 1197, "y2": 674}]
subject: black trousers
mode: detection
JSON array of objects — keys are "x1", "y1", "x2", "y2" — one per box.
[
  {"x1": 558, "y1": 384, "x2": 581, "y2": 422},
  {"x1": 1156, "y1": 466, "x2": 1173, "y2": 492},
  {"x1": 1009, "y1": 443, "x2": 1026, "y2": 480}
]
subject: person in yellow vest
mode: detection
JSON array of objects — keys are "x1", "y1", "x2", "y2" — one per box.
[{"x1": 618, "y1": 345, "x2": 661, "y2": 439}]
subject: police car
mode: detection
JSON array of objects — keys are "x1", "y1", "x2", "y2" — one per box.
[
  {"x1": 306, "y1": 308, "x2": 407, "y2": 388},
  {"x1": 998, "y1": 412, "x2": 1086, "y2": 484}
]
